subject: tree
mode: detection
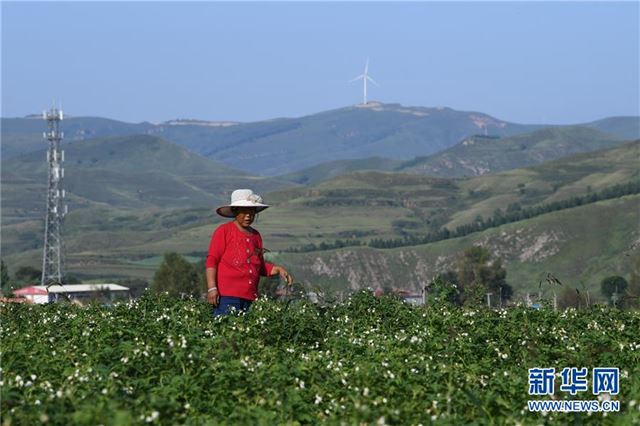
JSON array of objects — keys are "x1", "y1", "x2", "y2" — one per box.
[
  {"x1": 600, "y1": 276, "x2": 629, "y2": 307},
  {"x1": 426, "y1": 272, "x2": 460, "y2": 306},
  {"x1": 455, "y1": 246, "x2": 510, "y2": 306},
  {"x1": 1, "y1": 260, "x2": 13, "y2": 295},
  {"x1": 116, "y1": 278, "x2": 149, "y2": 299},
  {"x1": 627, "y1": 256, "x2": 640, "y2": 309},
  {"x1": 63, "y1": 274, "x2": 82, "y2": 284},
  {"x1": 194, "y1": 258, "x2": 209, "y2": 295},
  {"x1": 14, "y1": 266, "x2": 41, "y2": 284},
  {"x1": 558, "y1": 287, "x2": 587, "y2": 310},
  {"x1": 499, "y1": 284, "x2": 514, "y2": 306},
  {"x1": 151, "y1": 253, "x2": 201, "y2": 298}
]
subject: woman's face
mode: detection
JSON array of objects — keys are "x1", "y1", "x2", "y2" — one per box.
[{"x1": 234, "y1": 207, "x2": 257, "y2": 228}]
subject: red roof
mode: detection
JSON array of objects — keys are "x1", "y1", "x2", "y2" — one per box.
[{"x1": 14, "y1": 286, "x2": 48, "y2": 296}]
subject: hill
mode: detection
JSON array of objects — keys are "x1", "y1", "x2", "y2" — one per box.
[
  {"x1": 1, "y1": 134, "x2": 296, "y2": 225},
  {"x1": 397, "y1": 126, "x2": 626, "y2": 178},
  {"x1": 5, "y1": 189, "x2": 636, "y2": 300},
  {"x1": 263, "y1": 140, "x2": 638, "y2": 242},
  {"x1": 169, "y1": 103, "x2": 545, "y2": 175},
  {"x1": 1, "y1": 116, "x2": 154, "y2": 159},
  {"x1": 278, "y1": 125, "x2": 632, "y2": 184},
  {"x1": 4, "y1": 107, "x2": 638, "y2": 176},
  {"x1": 585, "y1": 116, "x2": 640, "y2": 140},
  {"x1": 3, "y1": 141, "x2": 637, "y2": 295},
  {"x1": 270, "y1": 194, "x2": 639, "y2": 298},
  {"x1": 6, "y1": 109, "x2": 640, "y2": 180},
  {"x1": 3, "y1": 105, "x2": 540, "y2": 175},
  {"x1": 277, "y1": 156, "x2": 403, "y2": 185}
]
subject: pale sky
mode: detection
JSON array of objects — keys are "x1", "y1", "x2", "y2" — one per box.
[{"x1": 2, "y1": 1, "x2": 638, "y2": 124}]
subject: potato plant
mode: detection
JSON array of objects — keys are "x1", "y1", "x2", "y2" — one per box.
[{"x1": 1, "y1": 292, "x2": 639, "y2": 425}]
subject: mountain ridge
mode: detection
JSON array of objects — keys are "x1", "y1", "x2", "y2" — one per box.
[
  {"x1": 396, "y1": 125, "x2": 627, "y2": 178},
  {"x1": 1, "y1": 134, "x2": 296, "y2": 221},
  {"x1": 4, "y1": 103, "x2": 637, "y2": 175},
  {"x1": 274, "y1": 126, "x2": 634, "y2": 184}
]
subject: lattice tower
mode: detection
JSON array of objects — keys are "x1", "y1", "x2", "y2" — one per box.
[{"x1": 41, "y1": 107, "x2": 68, "y2": 286}]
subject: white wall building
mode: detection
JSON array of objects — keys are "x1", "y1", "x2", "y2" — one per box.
[{"x1": 14, "y1": 284, "x2": 130, "y2": 304}]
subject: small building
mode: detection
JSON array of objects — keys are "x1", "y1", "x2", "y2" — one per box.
[
  {"x1": 13, "y1": 284, "x2": 130, "y2": 304},
  {"x1": 13, "y1": 286, "x2": 48, "y2": 304}
]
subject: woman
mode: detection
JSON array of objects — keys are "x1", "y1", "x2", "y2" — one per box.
[{"x1": 206, "y1": 189, "x2": 293, "y2": 315}]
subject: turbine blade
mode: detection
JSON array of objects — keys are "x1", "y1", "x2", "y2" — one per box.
[
  {"x1": 349, "y1": 75, "x2": 364, "y2": 83},
  {"x1": 367, "y1": 76, "x2": 380, "y2": 86}
]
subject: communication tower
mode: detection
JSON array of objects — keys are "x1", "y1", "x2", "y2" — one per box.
[{"x1": 41, "y1": 106, "x2": 68, "y2": 286}]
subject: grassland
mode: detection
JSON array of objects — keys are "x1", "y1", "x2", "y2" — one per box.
[
  {"x1": 4, "y1": 189, "x2": 636, "y2": 300},
  {"x1": 268, "y1": 194, "x2": 639, "y2": 297},
  {"x1": 2, "y1": 137, "x2": 637, "y2": 299}
]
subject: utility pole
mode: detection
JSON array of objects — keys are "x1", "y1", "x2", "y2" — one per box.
[
  {"x1": 486, "y1": 292, "x2": 493, "y2": 308},
  {"x1": 41, "y1": 106, "x2": 68, "y2": 286}
]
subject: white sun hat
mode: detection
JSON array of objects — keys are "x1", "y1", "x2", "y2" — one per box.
[{"x1": 216, "y1": 189, "x2": 270, "y2": 218}]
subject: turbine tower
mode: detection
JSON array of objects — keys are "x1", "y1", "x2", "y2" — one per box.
[
  {"x1": 350, "y1": 58, "x2": 379, "y2": 105},
  {"x1": 41, "y1": 105, "x2": 68, "y2": 286}
]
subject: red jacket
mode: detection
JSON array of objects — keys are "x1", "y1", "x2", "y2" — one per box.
[{"x1": 206, "y1": 221, "x2": 274, "y2": 300}]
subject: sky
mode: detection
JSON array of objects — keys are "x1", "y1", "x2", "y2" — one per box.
[{"x1": 1, "y1": 1, "x2": 638, "y2": 125}]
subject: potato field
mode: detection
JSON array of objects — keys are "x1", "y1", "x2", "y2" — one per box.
[{"x1": 1, "y1": 292, "x2": 639, "y2": 425}]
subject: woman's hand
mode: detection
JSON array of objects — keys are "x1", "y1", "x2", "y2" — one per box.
[
  {"x1": 272, "y1": 266, "x2": 293, "y2": 285},
  {"x1": 207, "y1": 288, "x2": 220, "y2": 306}
]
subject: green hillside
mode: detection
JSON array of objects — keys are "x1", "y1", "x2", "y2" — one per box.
[
  {"x1": 5, "y1": 192, "x2": 636, "y2": 300},
  {"x1": 1, "y1": 116, "x2": 154, "y2": 159},
  {"x1": 271, "y1": 194, "x2": 639, "y2": 300},
  {"x1": 279, "y1": 125, "x2": 631, "y2": 185},
  {"x1": 397, "y1": 126, "x2": 626, "y2": 178},
  {"x1": 258, "y1": 141, "x2": 638, "y2": 247},
  {"x1": 448, "y1": 140, "x2": 639, "y2": 228},
  {"x1": 277, "y1": 156, "x2": 403, "y2": 185},
  {"x1": 1, "y1": 134, "x2": 296, "y2": 225},
  {"x1": 4, "y1": 134, "x2": 247, "y2": 177},
  {"x1": 2, "y1": 139, "x2": 637, "y2": 298},
  {"x1": 586, "y1": 116, "x2": 640, "y2": 140}
]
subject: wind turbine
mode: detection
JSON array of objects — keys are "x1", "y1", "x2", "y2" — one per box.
[{"x1": 350, "y1": 58, "x2": 379, "y2": 105}]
